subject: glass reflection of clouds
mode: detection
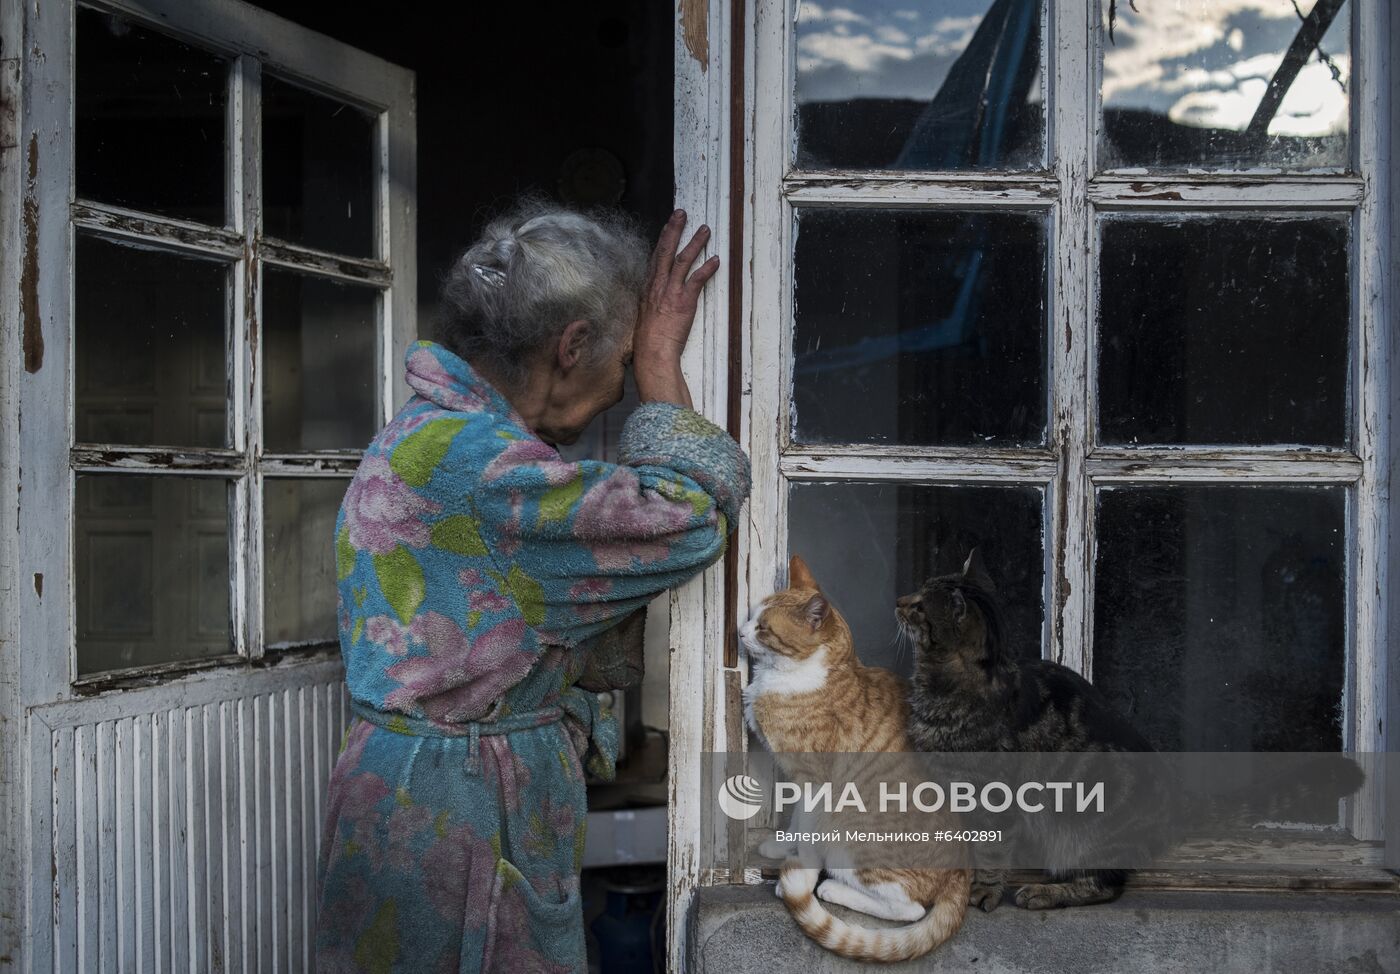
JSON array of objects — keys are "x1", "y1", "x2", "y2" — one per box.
[
  {"x1": 1102, "y1": 0, "x2": 1349, "y2": 140},
  {"x1": 795, "y1": 1, "x2": 1009, "y2": 103},
  {"x1": 794, "y1": 0, "x2": 1043, "y2": 170}
]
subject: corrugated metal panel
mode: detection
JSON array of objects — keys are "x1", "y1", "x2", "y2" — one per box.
[{"x1": 33, "y1": 671, "x2": 349, "y2": 974}]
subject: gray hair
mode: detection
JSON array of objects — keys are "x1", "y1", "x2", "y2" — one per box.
[{"x1": 438, "y1": 199, "x2": 649, "y2": 389}]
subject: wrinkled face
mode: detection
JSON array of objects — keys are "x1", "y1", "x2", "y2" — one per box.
[
  {"x1": 538, "y1": 324, "x2": 634, "y2": 445},
  {"x1": 739, "y1": 589, "x2": 831, "y2": 665}
]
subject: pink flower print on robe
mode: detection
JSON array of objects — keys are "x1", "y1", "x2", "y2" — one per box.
[
  {"x1": 489, "y1": 489, "x2": 526, "y2": 559},
  {"x1": 481, "y1": 736, "x2": 533, "y2": 812},
  {"x1": 342, "y1": 454, "x2": 443, "y2": 555},
  {"x1": 405, "y1": 344, "x2": 493, "y2": 414},
  {"x1": 384, "y1": 614, "x2": 536, "y2": 723},
  {"x1": 331, "y1": 719, "x2": 374, "y2": 787},
  {"x1": 339, "y1": 771, "x2": 392, "y2": 826},
  {"x1": 485, "y1": 868, "x2": 578, "y2": 974},
  {"x1": 332, "y1": 764, "x2": 393, "y2": 870},
  {"x1": 468, "y1": 589, "x2": 512, "y2": 614},
  {"x1": 365, "y1": 615, "x2": 414, "y2": 656},
  {"x1": 316, "y1": 874, "x2": 380, "y2": 965},
  {"x1": 523, "y1": 795, "x2": 576, "y2": 862},
  {"x1": 382, "y1": 800, "x2": 436, "y2": 874},
  {"x1": 481, "y1": 439, "x2": 578, "y2": 486},
  {"x1": 567, "y1": 578, "x2": 616, "y2": 625},
  {"x1": 573, "y1": 468, "x2": 696, "y2": 570},
  {"x1": 379, "y1": 401, "x2": 437, "y2": 443},
  {"x1": 424, "y1": 824, "x2": 497, "y2": 924},
  {"x1": 568, "y1": 578, "x2": 612, "y2": 601}
]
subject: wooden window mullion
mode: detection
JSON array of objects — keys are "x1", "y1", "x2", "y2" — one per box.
[
  {"x1": 1047, "y1": 0, "x2": 1094, "y2": 674},
  {"x1": 235, "y1": 52, "x2": 264, "y2": 660},
  {"x1": 1349, "y1": 0, "x2": 1391, "y2": 840}
]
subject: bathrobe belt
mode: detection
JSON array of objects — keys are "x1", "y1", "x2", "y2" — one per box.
[{"x1": 350, "y1": 687, "x2": 619, "y2": 780}]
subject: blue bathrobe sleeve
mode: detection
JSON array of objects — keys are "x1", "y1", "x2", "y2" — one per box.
[{"x1": 472, "y1": 401, "x2": 751, "y2": 648}]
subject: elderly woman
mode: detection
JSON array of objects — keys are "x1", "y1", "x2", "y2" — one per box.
[{"x1": 315, "y1": 203, "x2": 750, "y2": 972}]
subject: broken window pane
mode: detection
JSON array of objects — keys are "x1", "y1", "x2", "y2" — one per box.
[
  {"x1": 787, "y1": 481, "x2": 1044, "y2": 676},
  {"x1": 1100, "y1": 0, "x2": 1351, "y2": 171},
  {"x1": 76, "y1": 7, "x2": 229, "y2": 224},
  {"x1": 795, "y1": 0, "x2": 1044, "y2": 170},
  {"x1": 1097, "y1": 214, "x2": 1349, "y2": 447},
  {"x1": 1092, "y1": 486, "x2": 1345, "y2": 752},
  {"x1": 262, "y1": 270, "x2": 380, "y2": 452},
  {"x1": 264, "y1": 478, "x2": 346, "y2": 650},
  {"x1": 75, "y1": 235, "x2": 229, "y2": 449},
  {"x1": 792, "y1": 208, "x2": 1047, "y2": 446},
  {"x1": 76, "y1": 475, "x2": 233, "y2": 675},
  {"x1": 263, "y1": 75, "x2": 378, "y2": 257}
]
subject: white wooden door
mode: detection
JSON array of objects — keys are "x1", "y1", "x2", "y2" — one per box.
[{"x1": 2, "y1": 0, "x2": 416, "y2": 970}]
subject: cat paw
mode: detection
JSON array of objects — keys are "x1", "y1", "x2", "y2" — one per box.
[
  {"x1": 969, "y1": 882, "x2": 1005, "y2": 912},
  {"x1": 1013, "y1": 884, "x2": 1060, "y2": 911},
  {"x1": 814, "y1": 879, "x2": 841, "y2": 904}
]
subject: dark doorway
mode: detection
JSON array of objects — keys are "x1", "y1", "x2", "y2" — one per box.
[{"x1": 249, "y1": 1, "x2": 676, "y2": 326}]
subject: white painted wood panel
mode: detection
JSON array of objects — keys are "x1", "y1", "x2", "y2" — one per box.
[
  {"x1": 670, "y1": 0, "x2": 741, "y2": 966},
  {"x1": 1350, "y1": 0, "x2": 1392, "y2": 841},
  {"x1": 28, "y1": 664, "x2": 350, "y2": 974}
]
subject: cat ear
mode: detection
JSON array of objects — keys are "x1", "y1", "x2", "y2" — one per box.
[
  {"x1": 961, "y1": 547, "x2": 996, "y2": 593},
  {"x1": 789, "y1": 554, "x2": 819, "y2": 591},
  {"x1": 803, "y1": 593, "x2": 830, "y2": 629},
  {"x1": 950, "y1": 588, "x2": 967, "y2": 622}
]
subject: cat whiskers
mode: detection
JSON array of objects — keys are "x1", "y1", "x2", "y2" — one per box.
[{"x1": 892, "y1": 616, "x2": 917, "y2": 670}]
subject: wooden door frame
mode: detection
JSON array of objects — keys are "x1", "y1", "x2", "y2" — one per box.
[{"x1": 669, "y1": 0, "x2": 750, "y2": 967}]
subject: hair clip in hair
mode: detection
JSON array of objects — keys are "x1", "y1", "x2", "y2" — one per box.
[{"x1": 472, "y1": 263, "x2": 507, "y2": 288}]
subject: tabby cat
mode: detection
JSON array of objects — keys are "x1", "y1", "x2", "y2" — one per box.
[
  {"x1": 900, "y1": 549, "x2": 1154, "y2": 911},
  {"x1": 740, "y1": 555, "x2": 969, "y2": 963}
]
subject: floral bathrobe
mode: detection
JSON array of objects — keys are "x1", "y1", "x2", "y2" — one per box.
[{"x1": 315, "y1": 341, "x2": 750, "y2": 973}]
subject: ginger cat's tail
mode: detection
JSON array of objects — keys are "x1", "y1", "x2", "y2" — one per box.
[{"x1": 778, "y1": 864, "x2": 967, "y2": 964}]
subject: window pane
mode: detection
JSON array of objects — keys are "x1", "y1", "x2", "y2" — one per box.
[
  {"x1": 1092, "y1": 486, "x2": 1345, "y2": 752},
  {"x1": 76, "y1": 7, "x2": 228, "y2": 223},
  {"x1": 264, "y1": 478, "x2": 345, "y2": 649},
  {"x1": 795, "y1": 0, "x2": 1044, "y2": 170},
  {"x1": 1100, "y1": 0, "x2": 1350, "y2": 171},
  {"x1": 793, "y1": 209, "x2": 1047, "y2": 446},
  {"x1": 263, "y1": 76, "x2": 378, "y2": 257},
  {"x1": 787, "y1": 482, "x2": 1044, "y2": 676},
  {"x1": 76, "y1": 235, "x2": 229, "y2": 449},
  {"x1": 262, "y1": 271, "x2": 379, "y2": 452},
  {"x1": 1097, "y1": 215, "x2": 1349, "y2": 447},
  {"x1": 76, "y1": 475, "x2": 232, "y2": 675}
]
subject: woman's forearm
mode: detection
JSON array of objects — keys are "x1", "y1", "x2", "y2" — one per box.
[{"x1": 635, "y1": 364, "x2": 692, "y2": 409}]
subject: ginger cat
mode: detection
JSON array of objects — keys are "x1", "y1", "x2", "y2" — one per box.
[{"x1": 739, "y1": 555, "x2": 969, "y2": 963}]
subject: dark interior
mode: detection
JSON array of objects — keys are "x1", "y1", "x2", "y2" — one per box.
[{"x1": 250, "y1": 0, "x2": 676, "y2": 325}]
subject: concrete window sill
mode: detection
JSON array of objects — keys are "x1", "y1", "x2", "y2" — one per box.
[{"x1": 689, "y1": 883, "x2": 1400, "y2": 973}]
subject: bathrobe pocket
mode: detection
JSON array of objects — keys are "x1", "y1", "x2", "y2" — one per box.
[{"x1": 480, "y1": 858, "x2": 585, "y2": 973}]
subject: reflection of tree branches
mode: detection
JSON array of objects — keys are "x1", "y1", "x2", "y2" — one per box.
[
  {"x1": 1110, "y1": 0, "x2": 1350, "y2": 109},
  {"x1": 1291, "y1": 0, "x2": 1346, "y2": 92},
  {"x1": 1247, "y1": 0, "x2": 1347, "y2": 142},
  {"x1": 1107, "y1": 0, "x2": 1140, "y2": 45}
]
